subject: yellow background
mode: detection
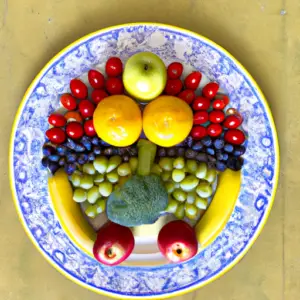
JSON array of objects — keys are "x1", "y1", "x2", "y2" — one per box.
[{"x1": 0, "y1": 0, "x2": 294, "y2": 299}]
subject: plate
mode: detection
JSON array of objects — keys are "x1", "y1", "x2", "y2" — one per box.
[{"x1": 9, "y1": 23, "x2": 279, "y2": 299}]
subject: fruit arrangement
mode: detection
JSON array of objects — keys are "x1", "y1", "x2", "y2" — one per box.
[{"x1": 42, "y1": 52, "x2": 246, "y2": 266}]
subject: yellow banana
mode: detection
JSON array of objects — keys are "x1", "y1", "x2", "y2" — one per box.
[
  {"x1": 195, "y1": 170, "x2": 241, "y2": 248},
  {"x1": 48, "y1": 169, "x2": 96, "y2": 256}
]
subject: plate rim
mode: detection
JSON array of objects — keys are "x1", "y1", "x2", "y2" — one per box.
[{"x1": 9, "y1": 22, "x2": 280, "y2": 299}]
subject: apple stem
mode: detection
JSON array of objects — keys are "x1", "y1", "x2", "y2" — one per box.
[{"x1": 144, "y1": 64, "x2": 149, "y2": 71}]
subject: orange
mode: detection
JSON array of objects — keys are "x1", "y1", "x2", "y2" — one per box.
[
  {"x1": 93, "y1": 95, "x2": 142, "y2": 147},
  {"x1": 143, "y1": 96, "x2": 193, "y2": 147}
]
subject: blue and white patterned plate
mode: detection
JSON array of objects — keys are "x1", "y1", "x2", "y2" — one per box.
[{"x1": 9, "y1": 23, "x2": 279, "y2": 299}]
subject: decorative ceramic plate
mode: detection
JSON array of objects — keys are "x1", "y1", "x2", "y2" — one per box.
[{"x1": 9, "y1": 23, "x2": 279, "y2": 299}]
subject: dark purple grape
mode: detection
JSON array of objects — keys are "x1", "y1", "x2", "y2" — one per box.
[
  {"x1": 184, "y1": 136, "x2": 193, "y2": 148},
  {"x1": 43, "y1": 145, "x2": 55, "y2": 156},
  {"x1": 56, "y1": 145, "x2": 67, "y2": 156},
  {"x1": 100, "y1": 140, "x2": 110, "y2": 146},
  {"x1": 93, "y1": 146, "x2": 102, "y2": 155},
  {"x1": 222, "y1": 153, "x2": 229, "y2": 161},
  {"x1": 157, "y1": 148, "x2": 167, "y2": 157},
  {"x1": 176, "y1": 147, "x2": 185, "y2": 157},
  {"x1": 66, "y1": 139, "x2": 76, "y2": 150},
  {"x1": 41, "y1": 157, "x2": 49, "y2": 167},
  {"x1": 74, "y1": 144, "x2": 85, "y2": 152},
  {"x1": 167, "y1": 147, "x2": 176, "y2": 157},
  {"x1": 48, "y1": 154, "x2": 60, "y2": 162},
  {"x1": 195, "y1": 153, "x2": 208, "y2": 162},
  {"x1": 67, "y1": 153, "x2": 77, "y2": 163},
  {"x1": 104, "y1": 148, "x2": 113, "y2": 156},
  {"x1": 206, "y1": 147, "x2": 215, "y2": 156},
  {"x1": 123, "y1": 155, "x2": 130, "y2": 162},
  {"x1": 192, "y1": 141, "x2": 204, "y2": 151},
  {"x1": 224, "y1": 143, "x2": 234, "y2": 153},
  {"x1": 58, "y1": 157, "x2": 66, "y2": 166},
  {"x1": 118, "y1": 148, "x2": 127, "y2": 156},
  {"x1": 88, "y1": 153, "x2": 95, "y2": 161},
  {"x1": 216, "y1": 151, "x2": 223, "y2": 161},
  {"x1": 91, "y1": 137, "x2": 100, "y2": 146},
  {"x1": 64, "y1": 163, "x2": 76, "y2": 175},
  {"x1": 185, "y1": 149, "x2": 197, "y2": 159},
  {"x1": 128, "y1": 147, "x2": 138, "y2": 156},
  {"x1": 48, "y1": 162, "x2": 59, "y2": 174},
  {"x1": 213, "y1": 139, "x2": 225, "y2": 150},
  {"x1": 233, "y1": 145, "x2": 246, "y2": 157},
  {"x1": 81, "y1": 137, "x2": 92, "y2": 151},
  {"x1": 202, "y1": 136, "x2": 212, "y2": 147},
  {"x1": 78, "y1": 153, "x2": 88, "y2": 165},
  {"x1": 216, "y1": 161, "x2": 226, "y2": 172},
  {"x1": 112, "y1": 148, "x2": 119, "y2": 155},
  {"x1": 227, "y1": 156, "x2": 243, "y2": 171}
]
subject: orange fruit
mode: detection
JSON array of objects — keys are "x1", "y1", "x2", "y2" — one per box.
[
  {"x1": 93, "y1": 95, "x2": 142, "y2": 147},
  {"x1": 143, "y1": 96, "x2": 193, "y2": 147}
]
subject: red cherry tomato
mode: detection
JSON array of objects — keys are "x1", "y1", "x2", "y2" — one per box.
[
  {"x1": 105, "y1": 57, "x2": 123, "y2": 77},
  {"x1": 60, "y1": 94, "x2": 77, "y2": 110},
  {"x1": 193, "y1": 111, "x2": 208, "y2": 125},
  {"x1": 223, "y1": 114, "x2": 243, "y2": 129},
  {"x1": 224, "y1": 129, "x2": 245, "y2": 145},
  {"x1": 209, "y1": 110, "x2": 225, "y2": 123},
  {"x1": 184, "y1": 71, "x2": 202, "y2": 90},
  {"x1": 215, "y1": 94, "x2": 230, "y2": 106},
  {"x1": 66, "y1": 122, "x2": 84, "y2": 139},
  {"x1": 191, "y1": 126, "x2": 207, "y2": 140},
  {"x1": 212, "y1": 98, "x2": 227, "y2": 110},
  {"x1": 70, "y1": 79, "x2": 88, "y2": 99},
  {"x1": 106, "y1": 77, "x2": 124, "y2": 95},
  {"x1": 88, "y1": 70, "x2": 105, "y2": 89},
  {"x1": 167, "y1": 62, "x2": 183, "y2": 79},
  {"x1": 79, "y1": 100, "x2": 95, "y2": 118},
  {"x1": 164, "y1": 79, "x2": 183, "y2": 95},
  {"x1": 178, "y1": 89, "x2": 195, "y2": 105},
  {"x1": 48, "y1": 114, "x2": 66, "y2": 127},
  {"x1": 64, "y1": 111, "x2": 83, "y2": 123},
  {"x1": 92, "y1": 89, "x2": 108, "y2": 104},
  {"x1": 207, "y1": 124, "x2": 223, "y2": 137},
  {"x1": 192, "y1": 97, "x2": 210, "y2": 111},
  {"x1": 84, "y1": 119, "x2": 96, "y2": 137},
  {"x1": 46, "y1": 127, "x2": 66, "y2": 144},
  {"x1": 202, "y1": 82, "x2": 219, "y2": 99}
]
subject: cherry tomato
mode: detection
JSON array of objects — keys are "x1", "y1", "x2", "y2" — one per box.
[
  {"x1": 79, "y1": 100, "x2": 95, "y2": 118},
  {"x1": 215, "y1": 94, "x2": 230, "y2": 106},
  {"x1": 202, "y1": 82, "x2": 219, "y2": 99},
  {"x1": 178, "y1": 89, "x2": 195, "y2": 105},
  {"x1": 212, "y1": 98, "x2": 227, "y2": 110},
  {"x1": 223, "y1": 114, "x2": 243, "y2": 129},
  {"x1": 193, "y1": 111, "x2": 208, "y2": 125},
  {"x1": 64, "y1": 111, "x2": 83, "y2": 123},
  {"x1": 48, "y1": 114, "x2": 66, "y2": 127},
  {"x1": 209, "y1": 110, "x2": 225, "y2": 123},
  {"x1": 192, "y1": 97, "x2": 210, "y2": 111},
  {"x1": 60, "y1": 94, "x2": 77, "y2": 110},
  {"x1": 167, "y1": 62, "x2": 183, "y2": 79},
  {"x1": 66, "y1": 122, "x2": 84, "y2": 139},
  {"x1": 84, "y1": 119, "x2": 96, "y2": 137},
  {"x1": 191, "y1": 126, "x2": 207, "y2": 140},
  {"x1": 88, "y1": 69, "x2": 105, "y2": 89},
  {"x1": 224, "y1": 129, "x2": 245, "y2": 145},
  {"x1": 164, "y1": 79, "x2": 183, "y2": 95},
  {"x1": 92, "y1": 89, "x2": 108, "y2": 104},
  {"x1": 105, "y1": 57, "x2": 123, "y2": 77},
  {"x1": 105, "y1": 77, "x2": 124, "y2": 95},
  {"x1": 207, "y1": 124, "x2": 223, "y2": 137},
  {"x1": 184, "y1": 71, "x2": 202, "y2": 90},
  {"x1": 70, "y1": 79, "x2": 88, "y2": 99},
  {"x1": 46, "y1": 128, "x2": 66, "y2": 144}
]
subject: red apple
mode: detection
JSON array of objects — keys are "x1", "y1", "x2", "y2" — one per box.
[
  {"x1": 93, "y1": 222, "x2": 134, "y2": 266},
  {"x1": 158, "y1": 220, "x2": 198, "y2": 263}
]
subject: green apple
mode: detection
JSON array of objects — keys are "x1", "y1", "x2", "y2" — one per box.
[{"x1": 123, "y1": 52, "x2": 167, "y2": 102}]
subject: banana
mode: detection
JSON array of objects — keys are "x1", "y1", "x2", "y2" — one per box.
[
  {"x1": 48, "y1": 169, "x2": 96, "y2": 256},
  {"x1": 195, "y1": 169, "x2": 241, "y2": 248}
]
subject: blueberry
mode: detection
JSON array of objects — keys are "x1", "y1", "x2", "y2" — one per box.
[
  {"x1": 48, "y1": 162, "x2": 59, "y2": 174},
  {"x1": 224, "y1": 144, "x2": 234, "y2": 153},
  {"x1": 192, "y1": 141, "x2": 204, "y2": 151},
  {"x1": 56, "y1": 145, "x2": 67, "y2": 156},
  {"x1": 185, "y1": 149, "x2": 197, "y2": 159},
  {"x1": 112, "y1": 148, "x2": 119, "y2": 155},
  {"x1": 78, "y1": 153, "x2": 88, "y2": 165},
  {"x1": 213, "y1": 139, "x2": 225, "y2": 150},
  {"x1": 104, "y1": 148, "x2": 113, "y2": 156},
  {"x1": 167, "y1": 147, "x2": 176, "y2": 157},
  {"x1": 202, "y1": 136, "x2": 212, "y2": 147},
  {"x1": 176, "y1": 147, "x2": 186, "y2": 157},
  {"x1": 216, "y1": 161, "x2": 227, "y2": 172},
  {"x1": 41, "y1": 157, "x2": 49, "y2": 167},
  {"x1": 66, "y1": 139, "x2": 77, "y2": 150},
  {"x1": 216, "y1": 151, "x2": 223, "y2": 161},
  {"x1": 222, "y1": 153, "x2": 229, "y2": 161},
  {"x1": 74, "y1": 144, "x2": 85, "y2": 152},
  {"x1": 58, "y1": 157, "x2": 66, "y2": 166},
  {"x1": 233, "y1": 145, "x2": 246, "y2": 157},
  {"x1": 100, "y1": 140, "x2": 110, "y2": 146},
  {"x1": 88, "y1": 153, "x2": 95, "y2": 161},
  {"x1": 93, "y1": 146, "x2": 102, "y2": 155},
  {"x1": 48, "y1": 154, "x2": 60, "y2": 162},
  {"x1": 67, "y1": 153, "x2": 77, "y2": 163},
  {"x1": 158, "y1": 148, "x2": 167, "y2": 157},
  {"x1": 64, "y1": 163, "x2": 76, "y2": 175},
  {"x1": 195, "y1": 153, "x2": 208, "y2": 162},
  {"x1": 42, "y1": 145, "x2": 55, "y2": 156},
  {"x1": 91, "y1": 137, "x2": 100, "y2": 146},
  {"x1": 184, "y1": 136, "x2": 193, "y2": 148},
  {"x1": 206, "y1": 147, "x2": 215, "y2": 156}
]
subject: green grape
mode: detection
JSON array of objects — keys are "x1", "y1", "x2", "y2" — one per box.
[
  {"x1": 85, "y1": 204, "x2": 98, "y2": 218},
  {"x1": 73, "y1": 188, "x2": 87, "y2": 203},
  {"x1": 165, "y1": 181, "x2": 175, "y2": 194},
  {"x1": 165, "y1": 198, "x2": 179, "y2": 213},
  {"x1": 151, "y1": 164, "x2": 163, "y2": 176},
  {"x1": 185, "y1": 203, "x2": 199, "y2": 220},
  {"x1": 180, "y1": 175, "x2": 199, "y2": 192},
  {"x1": 204, "y1": 168, "x2": 217, "y2": 183},
  {"x1": 174, "y1": 203, "x2": 185, "y2": 219},
  {"x1": 195, "y1": 162, "x2": 207, "y2": 179},
  {"x1": 195, "y1": 196, "x2": 208, "y2": 209},
  {"x1": 161, "y1": 171, "x2": 172, "y2": 182},
  {"x1": 87, "y1": 186, "x2": 100, "y2": 204},
  {"x1": 173, "y1": 157, "x2": 185, "y2": 169},
  {"x1": 106, "y1": 156, "x2": 122, "y2": 173},
  {"x1": 117, "y1": 163, "x2": 131, "y2": 177},
  {"x1": 129, "y1": 157, "x2": 138, "y2": 174},
  {"x1": 196, "y1": 182, "x2": 213, "y2": 198},
  {"x1": 96, "y1": 199, "x2": 106, "y2": 214},
  {"x1": 93, "y1": 156, "x2": 108, "y2": 174},
  {"x1": 106, "y1": 171, "x2": 119, "y2": 183},
  {"x1": 159, "y1": 157, "x2": 173, "y2": 171},
  {"x1": 80, "y1": 174, "x2": 94, "y2": 190},
  {"x1": 186, "y1": 160, "x2": 198, "y2": 174},
  {"x1": 172, "y1": 169, "x2": 185, "y2": 183},
  {"x1": 98, "y1": 181, "x2": 113, "y2": 197},
  {"x1": 94, "y1": 173, "x2": 105, "y2": 184},
  {"x1": 83, "y1": 163, "x2": 96, "y2": 175},
  {"x1": 186, "y1": 191, "x2": 197, "y2": 204},
  {"x1": 70, "y1": 173, "x2": 81, "y2": 187},
  {"x1": 173, "y1": 189, "x2": 187, "y2": 202}
]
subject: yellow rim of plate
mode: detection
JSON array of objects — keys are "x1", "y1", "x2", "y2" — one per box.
[{"x1": 9, "y1": 22, "x2": 280, "y2": 299}]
